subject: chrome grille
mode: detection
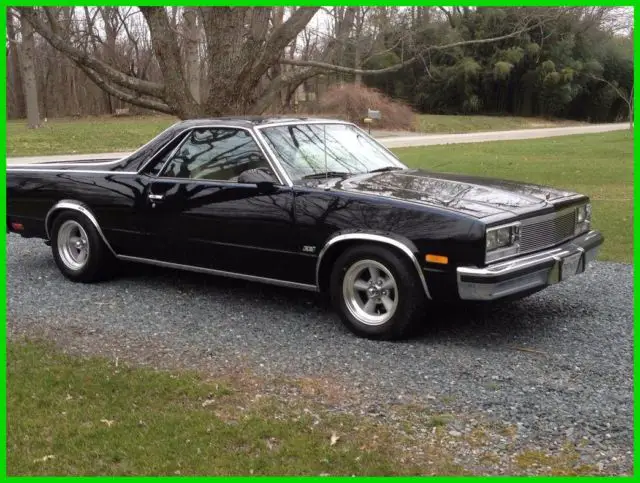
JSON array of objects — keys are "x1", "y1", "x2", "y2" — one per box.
[{"x1": 519, "y1": 208, "x2": 576, "y2": 254}]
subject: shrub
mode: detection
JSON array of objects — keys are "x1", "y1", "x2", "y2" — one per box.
[{"x1": 307, "y1": 84, "x2": 416, "y2": 131}]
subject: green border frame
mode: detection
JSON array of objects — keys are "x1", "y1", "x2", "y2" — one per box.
[{"x1": 1, "y1": 1, "x2": 635, "y2": 479}]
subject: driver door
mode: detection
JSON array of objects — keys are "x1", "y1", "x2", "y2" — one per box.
[{"x1": 143, "y1": 127, "x2": 300, "y2": 281}]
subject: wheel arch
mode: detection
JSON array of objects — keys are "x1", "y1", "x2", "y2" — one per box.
[
  {"x1": 315, "y1": 232, "x2": 431, "y2": 299},
  {"x1": 45, "y1": 199, "x2": 116, "y2": 256}
]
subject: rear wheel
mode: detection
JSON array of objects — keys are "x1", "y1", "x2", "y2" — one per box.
[
  {"x1": 330, "y1": 244, "x2": 427, "y2": 340},
  {"x1": 51, "y1": 211, "x2": 114, "y2": 282}
]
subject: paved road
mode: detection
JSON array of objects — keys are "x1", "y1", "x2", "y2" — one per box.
[
  {"x1": 6, "y1": 234, "x2": 633, "y2": 474},
  {"x1": 6, "y1": 122, "x2": 628, "y2": 165}
]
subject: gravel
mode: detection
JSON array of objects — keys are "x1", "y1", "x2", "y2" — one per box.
[{"x1": 7, "y1": 234, "x2": 633, "y2": 474}]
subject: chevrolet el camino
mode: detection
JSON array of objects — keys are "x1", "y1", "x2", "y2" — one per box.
[{"x1": 6, "y1": 118, "x2": 603, "y2": 339}]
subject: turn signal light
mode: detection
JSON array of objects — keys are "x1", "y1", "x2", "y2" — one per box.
[{"x1": 425, "y1": 254, "x2": 448, "y2": 265}]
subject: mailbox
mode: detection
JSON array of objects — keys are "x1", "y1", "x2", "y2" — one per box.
[{"x1": 367, "y1": 109, "x2": 382, "y2": 120}]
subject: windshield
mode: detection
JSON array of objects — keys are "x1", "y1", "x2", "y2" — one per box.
[{"x1": 258, "y1": 123, "x2": 405, "y2": 182}]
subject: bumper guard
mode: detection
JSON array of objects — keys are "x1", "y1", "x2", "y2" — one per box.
[{"x1": 457, "y1": 230, "x2": 603, "y2": 301}]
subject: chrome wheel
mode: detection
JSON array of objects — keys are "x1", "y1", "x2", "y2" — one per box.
[
  {"x1": 342, "y1": 259, "x2": 398, "y2": 326},
  {"x1": 57, "y1": 220, "x2": 90, "y2": 271}
]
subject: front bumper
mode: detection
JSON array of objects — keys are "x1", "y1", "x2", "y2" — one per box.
[{"x1": 457, "y1": 230, "x2": 603, "y2": 301}]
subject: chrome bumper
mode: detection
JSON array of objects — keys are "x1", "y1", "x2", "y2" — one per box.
[{"x1": 457, "y1": 230, "x2": 603, "y2": 301}]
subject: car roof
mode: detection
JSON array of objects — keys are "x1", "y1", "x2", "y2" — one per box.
[{"x1": 172, "y1": 116, "x2": 341, "y2": 129}]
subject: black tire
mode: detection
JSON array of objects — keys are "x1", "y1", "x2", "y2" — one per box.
[
  {"x1": 50, "y1": 211, "x2": 114, "y2": 282},
  {"x1": 329, "y1": 244, "x2": 427, "y2": 340}
]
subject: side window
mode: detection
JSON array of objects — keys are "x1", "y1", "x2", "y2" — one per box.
[
  {"x1": 159, "y1": 128, "x2": 274, "y2": 182},
  {"x1": 145, "y1": 131, "x2": 191, "y2": 176}
]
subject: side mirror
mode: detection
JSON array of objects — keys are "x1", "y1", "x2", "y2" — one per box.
[{"x1": 256, "y1": 181, "x2": 278, "y2": 193}]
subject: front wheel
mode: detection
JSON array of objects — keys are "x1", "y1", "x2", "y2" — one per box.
[
  {"x1": 51, "y1": 211, "x2": 114, "y2": 282},
  {"x1": 330, "y1": 244, "x2": 427, "y2": 340}
]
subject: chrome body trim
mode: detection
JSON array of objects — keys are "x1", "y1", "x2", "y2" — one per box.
[
  {"x1": 8, "y1": 158, "x2": 124, "y2": 168},
  {"x1": 116, "y1": 255, "x2": 318, "y2": 291},
  {"x1": 517, "y1": 204, "x2": 576, "y2": 227},
  {"x1": 251, "y1": 128, "x2": 294, "y2": 187},
  {"x1": 254, "y1": 119, "x2": 358, "y2": 129},
  {"x1": 44, "y1": 200, "x2": 117, "y2": 256},
  {"x1": 7, "y1": 169, "x2": 139, "y2": 174},
  {"x1": 315, "y1": 233, "x2": 431, "y2": 299},
  {"x1": 457, "y1": 230, "x2": 603, "y2": 301}
]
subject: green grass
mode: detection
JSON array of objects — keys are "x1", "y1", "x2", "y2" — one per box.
[
  {"x1": 7, "y1": 341, "x2": 613, "y2": 476},
  {"x1": 7, "y1": 341, "x2": 459, "y2": 476},
  {"x1": 7, "y1": 114, "x2": 583, "y2": 156},
  {"x1": 6, "y1": 115, "x2": 177, "y2": 156},
  {"x1": 392, "y1": 131, "x2": 633, "y2": 263},
  {"x1": 415, "y1": 114, "x2": 584, "y2": 134}
]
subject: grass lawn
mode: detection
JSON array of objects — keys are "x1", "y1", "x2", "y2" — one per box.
[
  {"x1": 415, "y1": 114, "x2": 584, "y2": 134},
  {"x1": 393, "y1": 131, "x2": 633, "y2": 263},
  {"x1": 7, "y1": 114, "x2": 583, "y2": 157},
  {"x1": 6, "y1": 115, "x2": 177, "y2": 156},
  {"x1": 7, "y1": 341, "x2": 425, "y2": 476},
  {"x1": 7, "y1": 341, "x2": 600, "y2": 476}
]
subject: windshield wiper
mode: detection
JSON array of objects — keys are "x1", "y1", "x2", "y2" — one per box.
[
  {"x1": 302, "y1": 171, "x2": 353, "y2": 180},
  {"x1": 368, "y1": 166, "x2": 404, "y2": 174}
]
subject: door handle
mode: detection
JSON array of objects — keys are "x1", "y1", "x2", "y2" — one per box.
[{"x1": 148, "y1": 194, "x2": 165, "y2": 201}]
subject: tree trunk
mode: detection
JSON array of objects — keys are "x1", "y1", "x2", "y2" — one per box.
[
  {"x1": 183, "y1": 8, "x2": 201, "y2": 103},
  {"x1": 101, "y1": 7, "x2": 119, "y2": 115},
  {"x1": 18, "y1": 15, "x2": 41, "y2": 128},
  {"x1": 7, "y1": 11, "x2": 26, "y2": 118},
  {"x1": 628, "y1": 86, "x2": 633, "y2": 130},
  {"x1": 354, "y1": 45, "x2": 362, "y2": 85}
]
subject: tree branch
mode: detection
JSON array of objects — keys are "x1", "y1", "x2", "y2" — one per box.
[
  {"x1": 17, "y1": 7, "x2": 165, "y2": 100},
  {"x1": 587, "y1": 74, "x2": 632, "y2": 106},
  {"x1": 253, "y1": 67, "x2": 318, "y2": 114},
  {"x1": 78, "y1": 64, "x2": 173, "y2": 114},
  {"x1": 139, "y1": 6, "x2": 200, "y2": 117},
  {"x1": 280, "y1": 20, "x2": 546, "y2": 76},
  {"x1": 249, "y1": 7, "x2": 319, "y2": 84}
]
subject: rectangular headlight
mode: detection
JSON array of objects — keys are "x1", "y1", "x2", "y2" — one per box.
[
  {"x1": 485, "y1": 222, "x2": 520, "y2": 263},
  {"x1": 575, "y1": 203, "x2": 592, "y2": 235}
]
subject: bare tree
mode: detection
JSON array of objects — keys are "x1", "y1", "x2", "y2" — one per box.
[
  {"x1": 16, "y1": 11, "x2": 41, "y2": 128},
  {"x1": 16, "y1": 6, "x2": 559, "y2": 119},
  {"x1": 182, "y1": 8, "x2": 201, "y2": 103},
  {"x1": 6, "y1": 10, "x2": 25, "y2": 118}
]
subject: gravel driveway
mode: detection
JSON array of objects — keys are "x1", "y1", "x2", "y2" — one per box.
[{"x1": 7, "y1": 234, "x2": 633, "y2": 474}]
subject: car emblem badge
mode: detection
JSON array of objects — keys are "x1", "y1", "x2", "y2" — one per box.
[{"x1": 302, "y1": 245, "x2": 316, "y2": 253}]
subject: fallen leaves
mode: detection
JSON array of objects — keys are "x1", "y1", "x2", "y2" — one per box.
[
  {"x1": 330, "y1": 432, "x2": 340, "y2": 446},
  {"x1": 33, "y1": 455, "x2": 55, "y2": 463},
  {"x1": 100, "y1": 419, "x2": 115, "y2": 427}
]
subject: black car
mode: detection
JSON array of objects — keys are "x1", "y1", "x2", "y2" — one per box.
[{"x1": 6, "y1": 118, "x2": 603, "y2": 339}]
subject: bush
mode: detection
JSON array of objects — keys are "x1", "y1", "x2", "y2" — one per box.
[{"x1": 307, "y1": 84, "x2": 416, "y2": 131}]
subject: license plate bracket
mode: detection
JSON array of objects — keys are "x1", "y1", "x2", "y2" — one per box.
[{"x1": 560, "y1": 252, "x2": 583, "y2": 281}]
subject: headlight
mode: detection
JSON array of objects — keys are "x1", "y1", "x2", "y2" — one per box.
[
  {"x1": 575, "y1": 203, "x2": 592, "y2": 235},
  {"x1": 485, "y1": 222, "x2": 521, "y2": 262}
]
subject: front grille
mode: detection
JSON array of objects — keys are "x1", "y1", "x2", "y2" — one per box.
[{"x1": 519, "y1": 208, "x2": 576, "y2": 254}]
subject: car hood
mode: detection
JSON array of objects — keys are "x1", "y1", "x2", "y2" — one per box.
[{"x1": 311, "y1": 169, "x2": 581, "y2": 219}]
